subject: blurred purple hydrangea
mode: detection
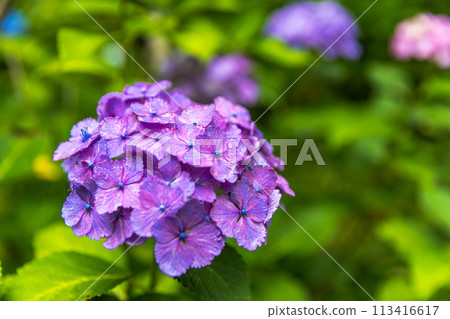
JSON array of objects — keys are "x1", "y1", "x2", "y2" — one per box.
[
  {"x1": 264, "y1": 1, "x2": 362, "y2": 60},
  {"x1": 54, "y1": 80, "x2": 294, "y2": 277},
  {"x1": 161, "y1": 54, "x2": 259, "y2": 105},
  {"x1": 391, "y1": 13, "x2": 450, "y2": 68}
]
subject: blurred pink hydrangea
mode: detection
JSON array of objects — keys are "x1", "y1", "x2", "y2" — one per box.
[{"x1": 391, "y1": 13, "x2": 450, "y2": 68}]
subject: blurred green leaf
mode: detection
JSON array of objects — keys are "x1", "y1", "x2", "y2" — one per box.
[
  {"x1": 175, "y1": 19, "x2": 224, "y2": 60},
  {"x1": 254, "y1": 38, "x2": 312, "y2": 67},
  {"x1": 56, "y1": 28, "x2": 116, "y2": 77},
  {"x1": 178, "y1": 245, "x2": 250, "y2": 300},
  {"x1": 251, "y1": 272, "x2": 309, "y2": 301},
  {"x1": 33, "y1": 223, "x2": 128, "y2": 268},
  {"x1": 377, "y1": 219, "x2": 450, "y2": 299},
  {"x1": 3, "y1": 252, "x2": 128, "y2": 301},
  {"x1": 0, "y1": 261, "x2": 3, "y2": 297}
]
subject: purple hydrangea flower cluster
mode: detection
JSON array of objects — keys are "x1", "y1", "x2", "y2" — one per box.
[
  {"x1": 54, "y1": 81, "x2": 294, "y2": 277},
  {"x1": 264, "y1": 1, "x2": 362, "y2": 60},
  {"x1": 391, "y1": 13, "x2": 450, "y2": 68},
  {"x1": 161, "y1": 54, "x2": 259, "y2": 105}
]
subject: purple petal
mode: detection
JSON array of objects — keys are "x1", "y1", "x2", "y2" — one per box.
[
  {"x1": 187, "y1": 221, "x2": 225, "y2": 268},
  {"x1": 86, "y1": 210, "x2": 115, "y2": 240},
  {"x1": 95, "y1": 187, "x2": 123, "y2": 214},
  {"x1": 97, "y1": 92, "x2": 127, "y2": 121},
  {"x1": 266, "y1": 189, "x2": 281, "y2": 222},
  {"x1": 62, "y1": 191, "x2": 86, "y2": 226},
  {"x1": 233, "y1": 216, "x2": 267, "y2": 251},
  {"x1": 243, "y1": 165, "x2": 277, "y2": 195},
  {"x1": 210, "y1": 195, "x2": 239, "y2": 237},
  {"x1": 72, "y1": 211, "x2": 93, "y2": 237},
  {"x1": 154, "y1": 238, "x2": 193, "y2": 277}
]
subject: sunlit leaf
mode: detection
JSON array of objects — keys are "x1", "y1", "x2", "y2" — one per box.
[{"x1": 3, "y1": 252, "x2": 128, "y2": 301}]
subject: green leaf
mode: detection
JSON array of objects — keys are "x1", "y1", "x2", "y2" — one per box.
[
  {"x1": 175, "y1": 19, "x2": 225, "y2": 61},
  {"x1": 56, "y1": 28, "x2": 116, "y2": 77},
  {"x1": 0, "y1": 260, "x2": 3, "y2": 297},
  {"x1": 178, "y1": 245, "x2": 250, "y2": 300},
  {"x1": 3, "y1": 252, "x2": 128, "y2": 301},
  {"x1": 33, "y1": 223, "x2": 127, "y2": 268},
  {"x1": 253, "y1": 38, "x2": 312, "y2": 67}
]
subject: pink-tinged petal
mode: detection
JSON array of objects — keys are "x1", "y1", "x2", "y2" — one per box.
[
  {"x1": 155, "y1": 239, "x2": 193, "y2": 277},
  {"x1": 276, "y1": 174, "x2": 295, "y2": 197},
  {"x1": 192, "y1": 186, "x2": 217, "y2": 203},
  {"x1": 266, "y1": 189, "x2": 281, "y2": 222},
  {"x1": 86, "y1": 211, "x2": 115, "y2": 240},
  {"x1": 210, "y1": 195, "x2": 240, "y2": 237},
  {"x1": 106, "y1": 139, "x2": 126, "y2": 158},
  {"x1": 130, "y1": 207, "x2": 166, "y2": 237},
  {"x1": 53, "y1": 140, "x2": 84, "y2": 161},
  {"x1": 97, "y1": 92, "x2": 127, "y2": 121},
  {"x1": 123, "y1": 162, "x2": 144, "y2": 184},
  {"x1": 122, "y1": 183, "x2": 142, "y2": 209},
  {"x1": 171, "y1": 172, "x2": 195, "y2": 199},
  {"x1": 211, "y1": 158, "x2": 238, "y2": 183},
  {"x1": 214, "y1": 96, "x2": 251, "y2": 129},
  {"x1": 62, "y1": 191, "x2": 86, "y2": 226},
  {"x1": 179, "y1": 104, "x2": 215, "y2": 127},
  {"x1": 95, "y1": 187, "x2": 123, "y2": 214},
  {"x1": 187, "y1": 221, "x2": 225, "y2": 268},
  {"x1": 70, "y1": 118, "x2": 99, "y2": 139},
  {"x1": 140, "y1": 178, "x2": 168, "y2": 209},
  {"x1": 93, "y1": 160, "x2": 121, "y2": 189},
  {"x1": 130, "y1": 102, "x2": 151, "y2": 117},
  {"x1": 233, "y1": 217, "x2": 267, "y2": 251},
  {"x1": 100, "y1": 117, "x2": 123, "y2": 140},
  {"x1": 72, "y1": 211, "x2": 93, "y2": 237}
]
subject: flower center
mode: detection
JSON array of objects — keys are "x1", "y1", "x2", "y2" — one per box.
[
  {"x1": 213, "y1": 150, "x2": 219, "y2": 156},
  {"x1": 187, "y1": 142, "x2": 193, "y2": 148},
  {"x1": 152, "y1": 111, "x2": 157, "y2": 116},
  {"x1": 179, "y1": 232, "x2": 186, "y2": 239},
  {"x1": 117, "y1": 182, "x2": 124, "y2": 188},
  {"x1": 120, "y1": 133, "x2": 126, "y2": 138},
  {"x1": 232, "y1": 112, "x2": 237, "y2": 117},
  {"x1": 88, "y1": 162, "x2": 94, "y2": 168},
  {"x1": 166, "y1": 181, "x2": 171, "y2": 186},
  {"x1": 255, "y1": 187, "x2": 259, "y2": 192},
  {"x1": 114, "y1": 211, "x2": 120, "y2": 217},
  {"x1": 248, "y1": 165, "x2": 253, "y2": 171},
  {"x1": 205, "y1": 216, "x2": 210, "y2": 221},
  {"x1": 193, "y1": 121, "x2": 198, "y2": 126},
  {"x1": 159, "y1": 205, "x2": 165, "y2": 211},
  {"x1": 80, "y1": 127, "x2": 91, "y2": 142},
  {"x1": 141, "y1": 88, "x2": 147, "y2": 93},
  {"x1": 85, "y1": 204, "x2": 91, "y2": 210},
  {"x1": 241, "y1": 209, "x2": 247, "y2": 215},
  {"x1": 195, "y1": 180, "x2": 200, "y2": 185}
]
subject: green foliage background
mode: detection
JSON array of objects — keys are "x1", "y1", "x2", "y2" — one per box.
[{"x1": 0, "y1": 0, "x2": 449, "y2": 300}]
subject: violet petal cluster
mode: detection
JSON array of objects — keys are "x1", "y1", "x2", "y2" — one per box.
[
  {"x1": 161, "y1": 54, "x2": 259, "y2": 105},
  {"x1": 54, "y1": 80, "x2": 294, "y2": 277},
  {"x1": 391, "y1": 13, "x2": 450, "y2": 68},
  {"x1": 264, "y1": 1, "x2": 362, "y2": 60}
]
